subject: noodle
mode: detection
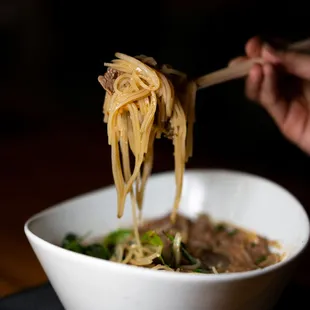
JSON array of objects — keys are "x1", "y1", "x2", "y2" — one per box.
[
  {"x1": 98, "y1": 53, "x2": 197, "y2": 269},
  {"x1": 98, "y1": 52, "x2": 196, "y2": 227},
  {"x1": 61, "y1": 54, "x2": 282, "y2": 273},
  {"x1": 62, "y1": 212, "x2": 283, "y2": 274},
  {"x1": 173, "y1": 232, "x2": 182, "y2": 267}
]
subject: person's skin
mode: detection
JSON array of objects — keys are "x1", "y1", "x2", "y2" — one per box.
[{"x1": 229, "y1": 36, "x2": 310, "y2": 155}]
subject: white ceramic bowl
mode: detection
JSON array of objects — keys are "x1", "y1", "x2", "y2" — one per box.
[{"x1": 25, "y1": 169, "x2": 310, "y2": 310}]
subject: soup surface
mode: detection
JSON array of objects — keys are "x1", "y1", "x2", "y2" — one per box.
[{"x1": 61, "y1": 213, "x2": 282, "y2": 274}]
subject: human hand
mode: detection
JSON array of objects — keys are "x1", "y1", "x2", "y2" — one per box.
[{"x1": 230, "y1": 36, "x2": 310, "y2": 155}]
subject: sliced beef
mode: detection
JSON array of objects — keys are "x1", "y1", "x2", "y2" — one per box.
[
  {"x1": 98, "y1": 68, "x2": 121, "y2": 95},
  {"x1": 198, "y1": 249, "x2": 230, "y2": 271},
  {"x1": 139, "y1": 211, "x2": 280, "y2": 273},
  {"x1": 185, "y1": 214, "x2": 280, "y2": 272},
  {"x1": 245, "y1": 236, "x2": 270, "y2": 263},
  {"x1": 187, "y1": 214, "x2": 216, "y2": 254}
]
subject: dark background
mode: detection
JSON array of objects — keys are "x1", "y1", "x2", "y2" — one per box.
[
  {"x1": 1, "y1": 0, "x2": 310, "y2": 297},
  {"x1": 2, "y1": 0, "x2": 310, "y2": 163}
]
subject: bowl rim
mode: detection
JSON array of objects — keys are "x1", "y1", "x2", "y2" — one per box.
[{"x1": 24, "y1": 168, "x2": 310, "y2": 283}]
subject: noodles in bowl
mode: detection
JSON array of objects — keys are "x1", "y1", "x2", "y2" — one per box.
[
  {"x1": 59, "y1": 52, "x2": 284, "y2": 274},
  {"x1": 25, "y1": 169, "x2": 310, "y2": 310},
  {"x1": 61, "y1": 212, "x2": 283, "y2": 274},
  {"x1": 24, "y1": 50, "x2": 310, "y2": 310}
]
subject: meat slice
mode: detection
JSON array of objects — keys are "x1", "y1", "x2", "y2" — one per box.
[
  {"x1": 98, "y1": 68, "x2": 121, "y2": 95},
  {"x1": 187, "y1": 214, "x2": 216, "y2": 254},
  {"x1": 198, "y1": 249, "x2": 230, "y2": 271},
  {"x1": 245, "y1": 236, "x2": 270, "y2": 262}
]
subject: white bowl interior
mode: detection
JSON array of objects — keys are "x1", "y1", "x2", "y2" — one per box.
[{"x1": 28, "y1": 169, "x2": 309, "y2": 259}]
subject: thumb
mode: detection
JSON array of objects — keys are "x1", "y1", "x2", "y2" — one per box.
[{"x1": 262, "y1": 44, "x2": 310, "y2": 80}]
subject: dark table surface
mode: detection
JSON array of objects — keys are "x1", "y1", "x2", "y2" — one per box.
[{"x1": 1, "y1": 280, "x2": 310, "y2": 309}]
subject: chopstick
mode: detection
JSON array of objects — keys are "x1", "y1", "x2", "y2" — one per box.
[{"x1": 195, "y1": 38, "x2": 310, "y2": 90}]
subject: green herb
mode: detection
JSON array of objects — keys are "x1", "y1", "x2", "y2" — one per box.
[
  {"x1": 163, "y1": 232, "x2": 197, "y2": 265},
  {"x1": 228, "y1": 229, "x2": 238, "y2": 236},
  {"x1": 216, "y1": 224, "x2": 226, "y2": 232},
  {"x1": 62, "y1": 233, "x2": 84, "y2": 253},
  {"x1": 141, "y1": 231, "x2": 165, "y2": 264},
  {"x1": 61, "y1": 233, "x2": 111, "y2": 260},
  {"x1": 158, "y1": 256, "x2": 166, "y2": 265},
  {"x1": 180, "y1": 242, "x2": 197, "y2": 265},
  {"x1": 141, "y1": 231, "x2": 163, "y2": 247},
  {"x1": 103, "y1": 229, "x2": 132, "y2": 248},
  {"x1": 194, "y1": 268, "x2": 211, "y2": 274},
  {"x1": 163, "y1": 232, "x2": 174, "y2": 242},
  {"x1": 255, "y1": 255, "x2": 267, "y2": 265},
  {"x1": 84, "y1": 244, "x2": 110, "y2": 259}
]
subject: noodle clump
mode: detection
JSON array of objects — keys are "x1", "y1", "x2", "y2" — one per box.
[
  {"x1": 61, "y1": 53, "x2": 282, "y2": 273},
  {"x1": 97, "y1": 53, "x2": 196, "y2": 269},
  {"x1": 99, "y1": 54, "x2": 196, "y2": 221}
]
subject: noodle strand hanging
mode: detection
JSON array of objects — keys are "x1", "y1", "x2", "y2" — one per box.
[
  {"x1": 98, "y1": 53, "x2": 196, "y2": 227},
  {"x1": 61, "y1": 53, "x2": 282, "y2": 274}
]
